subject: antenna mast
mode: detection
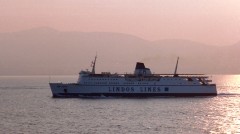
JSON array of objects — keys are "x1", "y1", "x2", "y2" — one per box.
[
  {"x1": 91, "y1": 55, "x2": 97, "y2": 74},
  {"x1": 174, "y1": 57, "x2": 179, "y2": 77}
]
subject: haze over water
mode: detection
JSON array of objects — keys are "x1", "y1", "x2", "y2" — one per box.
[
  {"x1": 1, "y1": 0, "x2": 240, "y2": 46},
  {"x1": 1, "y1": 1, "x2": 240, "y2": 75},
  {"x1": 0, "y1": 75, "x2": 240, "y2": 133},
  {"x1": 1, "y1": 1, "x2": 240, "y2": 133}
]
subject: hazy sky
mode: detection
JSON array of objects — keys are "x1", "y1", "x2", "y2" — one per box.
[{"x1": 1, "y1": 0, "x2": 240, "y2": 46}]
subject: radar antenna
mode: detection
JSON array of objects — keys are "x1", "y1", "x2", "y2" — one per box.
[
  {"x1": 91, "y1": 55, "x2": 97, "y2": 74},
  {"x1": 174, "y1": 57, "x2": 179, "y2": 77}
]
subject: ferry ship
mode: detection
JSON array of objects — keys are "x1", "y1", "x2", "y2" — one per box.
[{"x1": 49, "y1": 56, "x2": 217, "y2": 97}]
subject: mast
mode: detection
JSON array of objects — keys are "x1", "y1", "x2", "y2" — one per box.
[
  {"x1": 174, "y1": 57, "x2": 179, "y2": 77},
  {"x1": 91, "y1": 55, "x2": 97, "y2": 74}
]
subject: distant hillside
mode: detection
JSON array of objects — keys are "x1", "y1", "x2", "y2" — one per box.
[{"x1": 0, "y1": 28, "x2": 239, "y2": 75}]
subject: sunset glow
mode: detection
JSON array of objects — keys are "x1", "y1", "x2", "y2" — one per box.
[
  {"x1": 1, "y1": 1, "x2": 240, "y2": 133},
  {"x1": 1, "y1": 0, "x2": 240, "y2": 45}
]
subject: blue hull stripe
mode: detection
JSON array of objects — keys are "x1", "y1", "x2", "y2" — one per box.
[{"x1": 53, "y1": 93, "x2": 217, "y2": 98}]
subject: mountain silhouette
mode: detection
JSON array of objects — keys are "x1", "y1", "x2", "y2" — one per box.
[{"x1": 0, "y1": 28, "x2": 239, "y2": 75}]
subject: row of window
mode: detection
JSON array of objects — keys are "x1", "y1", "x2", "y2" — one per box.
[
  {"x1": 88, "y1": 78, "x2": 119, "y2": 81},
  {"x1": 83, "y1": 79, "x2": 198, "y2": 85},
  {"x1": 162, "y1": 78, "x2": 191, "y2": 81},
  {"x1": 86, "y1": 78, "x2": 195, "y2": 81}
]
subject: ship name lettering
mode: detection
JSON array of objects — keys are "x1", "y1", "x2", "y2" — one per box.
[
  {"x1": 140, "y1": 87, "x2": 161, "y2": 92},
  {"x1": 108, "y1": 87, "x2": 134, "y2": 93}
]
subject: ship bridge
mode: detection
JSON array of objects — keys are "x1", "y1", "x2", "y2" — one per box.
[{"x1": 134, "y1": 62, "x2": 152, "y2": 76}]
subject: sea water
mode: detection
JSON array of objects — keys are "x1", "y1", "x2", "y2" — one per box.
[{"x1": 0, "y1": 75, "x2": 240, "y2": 134}]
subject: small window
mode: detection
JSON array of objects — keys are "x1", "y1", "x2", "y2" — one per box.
[
  {"x1": 165, "y1": 87, "x2": 169, "y2": 92},
  {"x1": 64, "y1": 89, "x2": 68, "y2": 93}
]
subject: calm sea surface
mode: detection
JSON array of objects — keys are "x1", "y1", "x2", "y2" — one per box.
[{"x1": 0, "y1": 75, "x2": 240, "y2": 134}]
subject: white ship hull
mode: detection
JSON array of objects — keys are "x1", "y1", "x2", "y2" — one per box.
[
  {"x1": 50, "y1": 83, "x2": 217, "y2": 97},
  {"x1": 49, "y1": 57, "x2": 217, "y2": 98}
]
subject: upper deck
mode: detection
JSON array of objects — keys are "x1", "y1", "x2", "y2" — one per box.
[{"x1": 77, "y1": 56, "x2": 214, "y2": 86}]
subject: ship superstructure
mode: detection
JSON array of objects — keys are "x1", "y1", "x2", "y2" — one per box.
[{"x1": 49, "y1": 56, "x2": 217, "y2": 97}]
